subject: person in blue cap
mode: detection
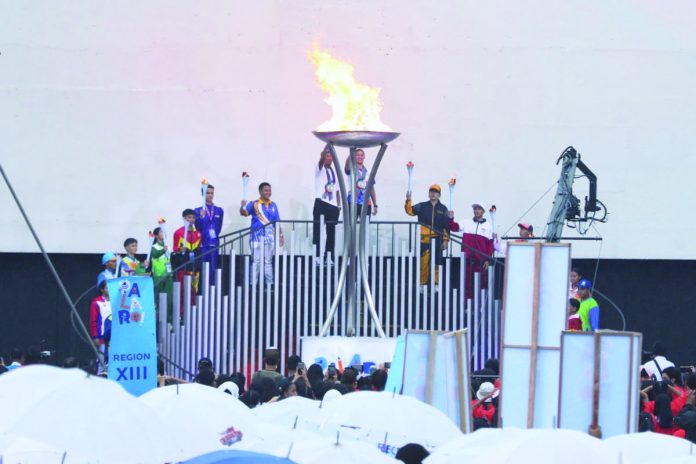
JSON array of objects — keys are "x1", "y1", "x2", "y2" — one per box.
[
  {"x1": 97, "y1": 252, "x2": 119, "y2": 286},
  {"x1": 577, "y1": 279, "x2": 600, "y2": 331}
]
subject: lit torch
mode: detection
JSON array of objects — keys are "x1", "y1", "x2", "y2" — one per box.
[
  {"x1": 157, "y1": 216, "x2": 170, "y2": 259},
  {"x1": 489, "y1": 205, "x2": 497, "y2": 236},
  {"x1": 406, "y1": 161, "x2": 414, "y2": 195},
  {"x1": 448, "y1": 177, "x2": 456, "y2": 211},
  {"x1": 242, "y1": 172, "x2": 250, "y2": 201},
  {"x1": 145, "y1": 230, "x2": 154, "y2": 262},
  {"x1": 200, "y1": 177, "x2": 209, "y2": 216}
]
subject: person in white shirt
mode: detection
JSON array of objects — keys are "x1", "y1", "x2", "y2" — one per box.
[
  {"x1": 313, "y1": 148, "x2": 341, "y2": 264},
  {"x1": 642, "y1": 341, "x2": 675, "y2": 381}
]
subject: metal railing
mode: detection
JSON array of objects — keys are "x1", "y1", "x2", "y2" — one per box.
[{"x1": 155, "y1": 218, "x2": 504, "y2": 380}]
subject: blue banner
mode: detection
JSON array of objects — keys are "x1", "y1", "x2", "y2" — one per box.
[{"x1": 107, "y1": 276, "x2": 157, "y2": 396}]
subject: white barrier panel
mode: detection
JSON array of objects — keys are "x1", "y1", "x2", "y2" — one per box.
[
  {"x1": 558, "y1": 331, "x2": 641, "y2": 438},
  {"x1": 499, "y1": 243, "x2": 570, "y2": 428},
  {"x1": 401, "y1": 331, "x2": 437, "y2": 402},
  {"x1": 397, "y1": 330, "x2": 472, "y2": 433},
  {"x1": 439, "y1": 330, "x2": 472, "y2": 432},
  {"x1": 301, "y1": 336, "x2": 397, "y2": 372}
]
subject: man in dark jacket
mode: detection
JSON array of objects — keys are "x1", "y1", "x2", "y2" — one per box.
[{"x1": 405, "y1": 185, "x2": 450, "y2": 287}]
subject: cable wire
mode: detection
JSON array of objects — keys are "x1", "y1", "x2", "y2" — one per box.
[{"x1": 501, "y1": 181, "x2": 558, "y2": 238}]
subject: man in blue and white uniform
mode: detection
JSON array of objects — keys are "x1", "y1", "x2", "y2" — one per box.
[
  {"x1": 240, "y1": 182, "x2": 285, "y2": 285},
  {"x1": 195, "y1": 183, "x2": 224, "y2": 281}
]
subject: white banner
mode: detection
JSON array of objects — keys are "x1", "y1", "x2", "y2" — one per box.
[{"x1": 301, "y1": 336, "x2": 397, "y2": 373}]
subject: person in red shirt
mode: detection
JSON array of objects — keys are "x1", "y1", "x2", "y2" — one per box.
[
  {"x1": 663, "y1": 367, "x2": 689, "y2": 412},
  {"x1": 567, "y1": 299, "x2": 582, "y2": 331},
  {"x1": 173, "y1": 208, "x2": 202, "y2": 304},
  {"x1": 643, "y1": 380, "x2": 686, "y2": 417},
  {"x1": 472, "y1": 381, "x2": 498, "y2": 426},
  {"x1": 650, "y1": 393, "x2": 681, "y2": 435}
]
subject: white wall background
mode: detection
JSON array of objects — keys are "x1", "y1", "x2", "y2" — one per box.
[{"x1": 1, "y1": 0, "x2": 695, "y2": 258}]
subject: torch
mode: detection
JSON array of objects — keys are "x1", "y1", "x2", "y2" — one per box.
[
  {"x1": 200, "y1": 177, "x2": 208, "y2": 216},
  {"x1": 489, "y1": 205, "x2": 497, "y2": 235},
  {"x1": 242, "y1": 172, "x2": 250, "y2": 201},
  {"x1": 448, "y1": 176, "x2": 456, "y2": 211},
  {"x1": 145, "y1": 230, "x2": 154, "y2": 262},
  {"x1": 158, "y1": 216, "x2": 170, "y2": 258},
  {"x1": 406, "y1": 161, "x2": 414, "y2": 195}
]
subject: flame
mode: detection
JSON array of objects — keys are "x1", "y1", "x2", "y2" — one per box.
[
  {"x1": 406, "y1": 161, "x2": 414, "y2": 168},
  {"x1": 242, "y1": 172, "x2": 250, "y2": 178},
  {"x1": 489, "y1": 205, "x2": 497, "y2": 213},
  {"x1": 201, "y1": 177, "x2": 208, "y2": 185},
  {"x1": 157, "y1": 216, "x2": 166, "y2": 224},
  {"x1": 309, "y1": 44, "x2": 391, "y2": 132},
  {"x1": 448, "y1": 177, "x2": 457, "y2": 187}
]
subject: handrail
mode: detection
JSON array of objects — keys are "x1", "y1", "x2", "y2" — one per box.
[{"x1": 74, "y1": 218, "x2": 507, "y2": 309}]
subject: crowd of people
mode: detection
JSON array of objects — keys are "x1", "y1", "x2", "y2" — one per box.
[
  {"x1": 162, "y1": 348, "x2": 391, "y2": 408},
  {"x1": 3, "y1": 339, "x2": 696, "y2": 451},
  {"x1": 638, "y1": 342, "x2": 696, "y2": 441}
]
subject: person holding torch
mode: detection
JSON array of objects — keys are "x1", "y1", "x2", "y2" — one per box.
[
  {"x1": 195, "y1": 180, "x2": 224, "y2": 282},
  {"x1": 405, "y1": 184, "x2": 450, "y2": 288},
  {"x1": 449, "y1": 202, "x2": 495, "y2": 299}
]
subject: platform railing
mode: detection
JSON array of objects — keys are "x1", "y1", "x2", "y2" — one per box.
[{"x1": 156, "y1": 218, "x2": 504, "y2": 381}]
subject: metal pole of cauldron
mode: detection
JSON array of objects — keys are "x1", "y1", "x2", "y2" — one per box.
[
  {"x1": 314, "y1": 130, "x2": 400, "y2": 337},
  {"x1": 358, "y1": 143, "x2": 388, "y2": 337},
  {"x1": 320, "y1": 143, "x2": 351, "y2": 336},
  {"x1": 346, "y1": 147, "x2": 359, "y2": 336}
]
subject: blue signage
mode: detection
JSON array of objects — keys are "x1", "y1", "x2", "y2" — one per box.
[{"x1": 107, "y1": 276, "x2": 157, "y2": 396}]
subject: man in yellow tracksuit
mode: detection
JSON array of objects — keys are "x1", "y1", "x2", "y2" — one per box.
[{"x1": 405, "y1": 184, "x2": 450, "y2": 286}]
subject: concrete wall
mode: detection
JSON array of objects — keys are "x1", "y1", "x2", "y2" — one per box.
[{"x1": 2, "y1": 1, "x2": 695, "y2": 258}]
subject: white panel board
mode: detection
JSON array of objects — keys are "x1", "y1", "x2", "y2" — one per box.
[
  {"x1": 439, "y1": 331, "x2": 472, "y2": 433},
  {"x1": 384, "y1": 335, "x2": 405, "y2": 395},
  {"x1": 398, "y1": 330, "x2": 472, "y2": 433},
  {"x1": 558, "y1": 332, "x2": 595, "y2": 431},
  {"x1": 533, "y1": 348, "x2": 561, "y2": 428},
  {"x1": 500, "y1": 243, "x2": 569, "y2": 428},
  {"x1": 502, "y1": 244, "x2": 536, "y2": 346},
  {"x1": 401, "y1": 331, "x2": 434, "y2": 402},
  {"x1": 628, "y1": 334, "x2": 641, "y2": 430},
  {"x1": 558, "y1": 331, "x2": 642, "y2": 437},
  {"x1": 500, "y1": 347, "x2": 531, "y2": 428},
  {"x1": 537, "y1": 245, "x2": 570, "y2": 347}
]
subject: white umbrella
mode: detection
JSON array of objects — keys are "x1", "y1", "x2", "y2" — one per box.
[
  {"x1": 671, "y1": 457, "x2": 696, "y2": 464},
  {"x1": 0, "y1": 365, "x2": 178, "y2": 463},
  {"x1": 0, "y1": 433, "x2": 68, "y2": 463},
  {"x1": 426, "y1": 428, "x2": 619, "y2": 464},
  {"x1": 318, "y1": 391, "x2": 462, "y2": 451},
  {"x1": 253, "y1": 396, "x2": 323, "y2": 431},
  {"x1": 285, "y1": 434, "x2": 395, "y2": 464},
  {"x1": 605, "y1": 432, "x2": 695, "y2": 463},
  {"x1": 0, "y1": 365, "x2": 81, "y2": 433},
  {"x1": 140, "y1": 383, "x2": 262, "y2": 460},
  {"x1": 234, "y1": 424, "x2": 327, "y2": 457}
]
